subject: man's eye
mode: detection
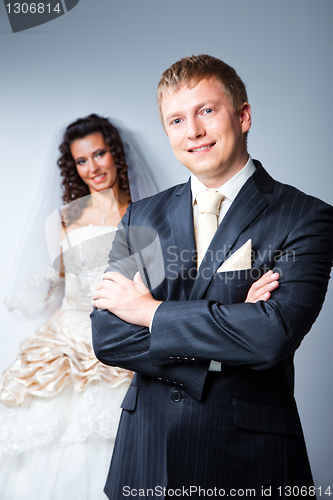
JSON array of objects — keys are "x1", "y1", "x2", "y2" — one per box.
[
  {"x1": 171, "y1": 118, "x2": 182, "y2": 125},
  {"x1": 203, "y1": 108, "x2": 213, "y2": 115}
]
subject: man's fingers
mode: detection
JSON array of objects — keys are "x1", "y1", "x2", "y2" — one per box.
[
  {"x1": 245, "y1": 270, "x2": 280, "y2": 303},
  {"x1": 103, "y1": 271, "x2": 130, "y2": 285},
  {"x1": 250, "y1": 271, "x2": 279, "y2": 291},
  {"x1": 93, "y1": 288, "x2": 114, "y2": 301},
  {"x1": 250, "y1": 269, "x2": 273, "y2": 287},
  {"x1": 250, "y1": 280, "x2": 279, "y2": 303},
  {"x1": 133, "y1": 272, "x2": 150, "y2": 294},
  {"x1": 103, "y1": 271, "x2": 147, "y2": 291},
  {"x1": 93, "y1": 298, "x2": 118, "y2": 310},
  {"x1": 133, "y1": 271, "x2": 144, "y2": 285},
  {"x1": 94, "y1": 279, "x2": 117, "y2": 292},
  {"x1": 255, "y1": 291, "x2": 271, "y2": 303},
  {"x1": 93, "y1": 271, "x2": 152, "y2": 312},
  {"x1": 95, "y1": 272, "x2": 134, "y2": 293}
]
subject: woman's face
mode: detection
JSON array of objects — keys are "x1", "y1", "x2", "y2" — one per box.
[{"x1": 70, "y1": 132, "x2": 118, "y2": 194}]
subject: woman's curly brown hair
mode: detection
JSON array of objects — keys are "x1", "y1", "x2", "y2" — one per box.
[{"x1": 57, "y1": 114, "x2": 131, "y2": 208}]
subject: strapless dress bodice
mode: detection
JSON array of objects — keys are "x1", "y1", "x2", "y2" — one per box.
[{"x1": 60, "y1": 225, "x2": 117, "y2": 342}]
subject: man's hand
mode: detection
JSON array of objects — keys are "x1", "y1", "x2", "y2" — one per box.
[
  {"x1": 245, "y1": 270, "x2": 280, "y2": 303},
  {"x1": 93, "y1": 271, "x2": 162, "y2": 328}
]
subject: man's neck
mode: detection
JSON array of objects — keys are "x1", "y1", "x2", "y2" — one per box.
[{"x1": 196, "y1": 154, "x2": 250, "y2": 189}]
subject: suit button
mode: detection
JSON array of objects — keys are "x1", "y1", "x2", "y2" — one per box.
[
  {"x1": 179, "y1": 383, "x2": 186, "y2": 389},
  {"x1": 190, "y1": 358, "x2": 196, "y2": 361},
  {"x1": 172, "y1": 391, "x2": 182, "y2": 402},
  {"x1": 168, "y1": 356, "x2": 175, "y2": 360}
]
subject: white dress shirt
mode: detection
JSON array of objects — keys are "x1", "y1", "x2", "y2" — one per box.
[{"x1": 191, "y1": 155, "x2": 256, "y2": 228}]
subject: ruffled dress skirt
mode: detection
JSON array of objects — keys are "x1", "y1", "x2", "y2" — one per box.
[{"x1": 0, "y1": 308, "x2": 131, "y2": 500}]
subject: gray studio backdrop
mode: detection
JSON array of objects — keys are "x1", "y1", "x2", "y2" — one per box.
[{"x1": 0, "y1": 0, "x2": 332, "y2": 491}]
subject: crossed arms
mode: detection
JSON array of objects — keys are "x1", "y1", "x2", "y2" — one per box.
[{"x1": 91, "y1": 198, "x2": 333, "y2": 398}]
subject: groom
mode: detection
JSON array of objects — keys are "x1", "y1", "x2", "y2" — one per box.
[{"x1": 91, "y1": 55, "x2": 333, "y2": 499}]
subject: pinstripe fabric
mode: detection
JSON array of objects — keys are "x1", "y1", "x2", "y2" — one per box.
[{"x1": 91, "y1": 161, "x2": 333, "y2": 500}]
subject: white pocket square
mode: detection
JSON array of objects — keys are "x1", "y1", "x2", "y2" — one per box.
[{"x1": 217, "y1": 239, "x2": 252, "y2": 273}]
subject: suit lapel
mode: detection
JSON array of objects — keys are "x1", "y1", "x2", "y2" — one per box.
[
  {"x1": 189, "y1": 162, "x2": 273, "y2": 300},
  {"x1": 168, "y1": 180, "x2": 197, "y2": 300}
]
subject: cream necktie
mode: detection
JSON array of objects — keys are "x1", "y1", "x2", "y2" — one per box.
[{"x1": 195, "y1": 190, "x2": 224, "y2": 268}]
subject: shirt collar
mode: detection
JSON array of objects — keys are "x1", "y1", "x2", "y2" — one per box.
[{"x1": 191, "y1": 155, "x2": 256, "y2": 206}]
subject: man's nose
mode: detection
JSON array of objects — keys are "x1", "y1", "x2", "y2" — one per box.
[{"x1": 186, "y1": 117, "x2": 205, "y2": 140}]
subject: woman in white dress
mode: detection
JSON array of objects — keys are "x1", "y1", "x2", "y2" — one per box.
[{"x1": 0, "y1": 114, "x2": 157, "y2": 499}]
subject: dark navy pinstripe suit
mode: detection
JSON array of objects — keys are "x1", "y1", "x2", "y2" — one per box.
[{"x1": 91, "y1": 161, "x2": 333, "y2": 499}]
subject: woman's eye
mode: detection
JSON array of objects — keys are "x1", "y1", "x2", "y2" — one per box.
[
  {"x1": 96, "y1": 150, "x2": 105, "y2": 158},
  {"x1": 76, "y1": 159, "x2": 86, "y2": 166}
]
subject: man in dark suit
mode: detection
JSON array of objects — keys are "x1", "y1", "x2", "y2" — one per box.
[{"x1": 91, "y1": 55, "x2": 333, "y2": 499}]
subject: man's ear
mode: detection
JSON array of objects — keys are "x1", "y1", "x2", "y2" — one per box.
[{"x1": 240, "y1": 102, "x2": 251, "y2": 134}]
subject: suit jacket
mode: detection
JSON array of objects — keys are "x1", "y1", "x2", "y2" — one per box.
[{"x1": 91, "y1": 161, "x2": 333, "y2": 499}]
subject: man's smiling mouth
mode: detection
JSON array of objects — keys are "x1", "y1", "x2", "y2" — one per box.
[{"x1": 188, "y1": 142, "x2": 216, "y2": 153}]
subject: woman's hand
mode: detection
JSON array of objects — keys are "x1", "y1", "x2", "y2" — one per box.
[{"x1": 245, "y1": 270, "x2": 280, "y2": 303}]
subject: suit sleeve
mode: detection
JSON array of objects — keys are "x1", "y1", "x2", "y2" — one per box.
[
  {"x1": 91, "y1": 204, "x2": 210, "y2": 401},
  {"x1": 149, "y1": 202, "x2": 333, "y2": 370}
]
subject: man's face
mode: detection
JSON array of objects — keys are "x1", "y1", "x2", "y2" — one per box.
[{"x1": 161, "y1": 77, "x2": 251, "y2": 188}]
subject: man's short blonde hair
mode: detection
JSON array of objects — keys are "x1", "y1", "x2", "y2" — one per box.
[{"x1": 157, "y1": 54, "x2": 248, "y2": 127}]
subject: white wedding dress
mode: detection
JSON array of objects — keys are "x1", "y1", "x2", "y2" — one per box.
[{"x1": 0, "y1": 225, "x2": 132, "y2": 499}]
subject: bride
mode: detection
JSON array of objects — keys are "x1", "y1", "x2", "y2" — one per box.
[{"x1": 0, "y1": 114, "x2": 157, "y2": 499}]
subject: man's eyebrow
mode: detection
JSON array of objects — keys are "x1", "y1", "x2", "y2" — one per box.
[
  {"x1": 195, "y1": 99, "x2": 220, "y2": 109},
  {"x1": 164, "y1": 111, "x2": 182, "y2": 122}
]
